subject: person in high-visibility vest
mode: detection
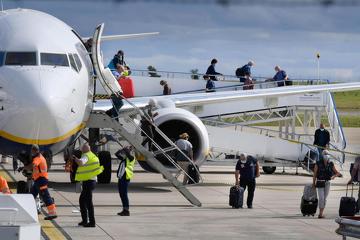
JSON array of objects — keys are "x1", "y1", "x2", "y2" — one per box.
[
  {"x1": 74, "y1": 143, "x2": 104, "y2": 228},
  {"x1": 115, "y1": 146, "x2": 135, "y2": 216},
  {"x1": 0, "y1": 176, "x2": 11, "y2": 194},
  {"x1": 26, "y1": 144, "x2": 57, "y2": 220}
]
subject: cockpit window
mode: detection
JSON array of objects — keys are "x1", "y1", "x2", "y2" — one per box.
[
  {"x1": 41, "y1": 53, "x2": 69, "y2": 66},
  {"x1": 73, "y1": 54, "x2": 82, "y2": 71},
  {"x1": 68, "y1": 53, "x2": 82, "y2": 72},
  {"x1": 0, "y1": 52, "x2": 4, "y2": 66},
  {"x1": 68, "y1": 53, "x2": 78, "y2": 72},
  {"x1": 5, "y1": 52, "x2": 37, "y2": 66}
]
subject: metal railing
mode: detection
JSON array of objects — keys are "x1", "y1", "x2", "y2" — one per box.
[
  {"x1": 204, "y1": 119, "x2": 314, "y2": 142},
  {"x1": 118, "y1": 68, "x2": 331, "y2": 85}
]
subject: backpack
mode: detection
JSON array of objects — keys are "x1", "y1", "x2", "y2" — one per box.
[{"x1": 235, "y1": 67, "x2": 245, "y2": 77}]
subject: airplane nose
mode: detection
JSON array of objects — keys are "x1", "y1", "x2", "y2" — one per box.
[{"x1": 1, "y1": 69, "x2": 80, "y2": 144}]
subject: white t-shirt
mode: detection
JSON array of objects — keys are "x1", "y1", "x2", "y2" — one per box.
[
  {"x1": 79, "y1": 155, "x2": 97, "y2": 181},
  {"x1": 175, "y1": 139, "x2": 193, "y2": 152}
]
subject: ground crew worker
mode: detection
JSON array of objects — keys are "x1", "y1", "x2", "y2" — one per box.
[
  {"x1": 115, "y1": 146, "x2": 135, "y2": 216},
  {"x1": 175, "y1": 133, "x2": 194, "y2": 185},
  {"x1": 26, "y1": 144, "x2": 57, "y2": 220},
  {"x1": 74, "y1": 143, "x2": 104, "y2": 228},
  {"x1": 235, "y1": 153, "x2": 260, "y2": 209},
  {"x1": 0, "y1": 176, "x2": 11, "y2": 194}
]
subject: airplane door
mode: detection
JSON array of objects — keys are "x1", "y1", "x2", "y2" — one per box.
[
  {"x1": 90, "y1": 23, "x2": 122, "y2": 95},
  {"x1": 91, "y1": 24, "x2": 105, "y2": 76}
]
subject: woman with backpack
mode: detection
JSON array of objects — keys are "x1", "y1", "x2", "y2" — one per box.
[{"x1": 312, "y1": 153, "x2": 341, "y2": 218}]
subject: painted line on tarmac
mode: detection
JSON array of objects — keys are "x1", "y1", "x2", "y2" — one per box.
[
  {"x1": 39, "y1": 215, "x2": 71, "y2": 240},
  {"x1": 0, "y1": 164, "x2": 70, "y2": 240}
]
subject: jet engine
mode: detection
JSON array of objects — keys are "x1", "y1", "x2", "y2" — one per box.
[{"x1": 137, "y1": 107, "x2": 209, "y2": 173}]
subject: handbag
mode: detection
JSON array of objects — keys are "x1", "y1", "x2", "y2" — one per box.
[{"x1": 315, "y1": 180, "x2": 326, "y2": 188}]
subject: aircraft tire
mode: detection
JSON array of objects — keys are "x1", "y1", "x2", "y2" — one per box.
[
  {"x1": 97, "y1": 151, "x2": 112, "y2": 184},
  {"x1": 262, "y1": 166, "x2": 276, "y2": 174}
]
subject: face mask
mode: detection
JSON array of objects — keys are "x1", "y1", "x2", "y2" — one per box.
[
  {"x1": 320, "y1": 128, "x2": 324, "y2": 131},
  {"x1": 240, "y1": 159, "x2": 247, "y2": 164}
]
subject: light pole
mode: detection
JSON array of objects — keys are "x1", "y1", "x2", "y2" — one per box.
[{"x1": 316, "y1": 52, "x2": 320, "y2": 83}]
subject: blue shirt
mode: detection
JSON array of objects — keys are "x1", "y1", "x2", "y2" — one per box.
[
  {"x1": 273, "y1": 70, "x2": 287, "y2": 87},
  {"x1": 242, "y1": 64, "x2": 251, "y2": 76},
  {"x1": 236, "y1": 156, "x2": 257, "y2": 181},
  {"x1": 239, "y1": 64, "x2": 252, "y2": 83},
  {"x1": 206, "y1": 64, "x2": 221, "y2": 80},
  {"x1": 112, "y1": 70, "x2": 120, "y2": 79}
]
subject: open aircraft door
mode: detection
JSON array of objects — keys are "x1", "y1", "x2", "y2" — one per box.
[{"x1": 90, "y1": 23, "x2": 122, "y2": 95}]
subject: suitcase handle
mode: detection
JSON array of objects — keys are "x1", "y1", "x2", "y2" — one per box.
[{"x1": 346, "y1": 183, "x2": 354, "y2": 197}]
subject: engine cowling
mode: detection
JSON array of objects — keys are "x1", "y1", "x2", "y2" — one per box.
[{"x1": 137, "y1": 107, "x2": 209, "y2": 173}]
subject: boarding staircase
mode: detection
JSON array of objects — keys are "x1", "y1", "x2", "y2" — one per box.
[
  {"x1": 87, "y1": 23, "x2": 202, "y2": 206},
  {"x1": 201, "y1": 81, "x2": 346, "y2": 172}
]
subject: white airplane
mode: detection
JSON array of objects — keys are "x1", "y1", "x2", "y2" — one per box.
[{"x1": 1, "y1": 8, "x2": 360, "y2": 173}]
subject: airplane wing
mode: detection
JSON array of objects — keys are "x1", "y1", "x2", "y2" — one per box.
[
  {"x1": 93, "y1": 81, "x2": 360, "y2": 112},
  {"x1": 82, "y1": 32, "x2": 159, "y2": 42}
]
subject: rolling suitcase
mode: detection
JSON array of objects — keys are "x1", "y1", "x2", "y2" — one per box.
[
  {"x1": 16, "y1": 180, "x2": 29, "y2": 194},
  {"x1": 229, "y1": 186, "x2": 244, "y2": 209},
  {"x1": 301, "y1": 197, "x2": 318, "y2": 216},
  {"x1": 187, "y1": 165, "x2": 200, "y2": 184},
  {"x1": 301, "y1": 184, "x2": 318, "y2": 216},
  {"x1": 339, "y1": 184, "x2": 357, "y2": 217}
]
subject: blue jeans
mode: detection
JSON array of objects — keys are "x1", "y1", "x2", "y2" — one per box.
[
  {"x1": 31, "y1": 177, "x2": 54, "y2": 207},
  {"x1": 317, "y1": 147, "x2": 324, "y2": 162},
  {"x1": 118, "y1": 175, "x2": 130, "y2": 210},
  {"x1": 106, "y1": 94, "x2": 124, "y2": 120}
]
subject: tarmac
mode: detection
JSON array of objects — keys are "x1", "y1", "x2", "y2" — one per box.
[{"x1": 1, "y1": 128, "x2": 360, "y2": 240}]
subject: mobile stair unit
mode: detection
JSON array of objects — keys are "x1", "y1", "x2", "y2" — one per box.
[{"x1": 200, "y1": 80, "x2": 346, "y2": 174}]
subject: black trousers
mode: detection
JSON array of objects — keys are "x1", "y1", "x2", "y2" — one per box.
[
  {"x1": 118, "y1": 175, "x2": 130, "y2": 210},
  {"x1": 239, "y1": 178, "x2": 256, "y2": 207},
  {"x1": 79, "y1": 180, "x2": 96, "y2": 224}
]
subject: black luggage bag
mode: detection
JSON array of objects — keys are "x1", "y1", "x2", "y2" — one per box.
[
  {"x1": 300, "y1": 197, "x2": 318, "y2": 216},
  {"x1": 187, "y1": 165, "x2": 200, "y2": 184},
  {"x1": 339, "y1": 184, "x2": 357, "y2": 217},
  {"x1": 229, "y1": 186, "x2": 244, "y2": 209},
  {"x1": 17, "y1": 180, "x2": 29, "y2": 194}
]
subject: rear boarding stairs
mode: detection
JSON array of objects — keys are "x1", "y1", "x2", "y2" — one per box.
[{"x1": 201, "y1": 79, "x2": 346, "y2": 174}]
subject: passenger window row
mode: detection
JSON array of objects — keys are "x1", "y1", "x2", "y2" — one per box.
[{"x1": 0, "y1": 51, "x2": 82, "y2": 72}]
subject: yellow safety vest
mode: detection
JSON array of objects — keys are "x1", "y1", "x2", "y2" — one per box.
[
  {"x1": 125, "y1": 157, "x2": 135, "y2": 180},
  {"x1": 75, "y1": 151, "x2": 104, "y2": 182},
  {"x1": 122, "y1": 70, "x2": 129, "y2": 77}
]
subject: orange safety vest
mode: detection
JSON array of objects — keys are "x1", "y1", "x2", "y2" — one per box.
[
  {"x1": 32, "y1": 154, "x2": 48, "y2": 180},
  {"x1": 0, "y1": 176, "x2": 11, "y2": 194}
]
